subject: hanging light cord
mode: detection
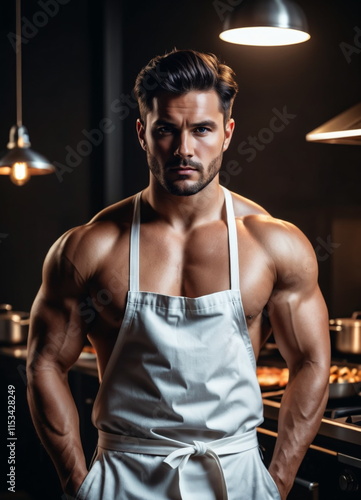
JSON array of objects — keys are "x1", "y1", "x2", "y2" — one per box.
[{"x1": 16, "y1": 0, "x2": 22, "y2": 127}]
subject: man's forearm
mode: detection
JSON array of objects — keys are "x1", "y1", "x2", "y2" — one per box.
[
  {"x1": 268, "y1": 363, "x2": 329, "y2": 499},
  {"x1": 27, "y1": 365, "x2": 88, "y2": 495}
]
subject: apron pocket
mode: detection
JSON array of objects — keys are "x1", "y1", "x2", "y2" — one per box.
[
  {"x1": 259, "y1": 455, "x2": 281, "y2": 500},
  {"x1": 264, "y1": 469, "x2": 281, "y2": 500},
  {"x1": 74, "y1": 464, "x2": 97, "y2": 500},
  {"x1": 254, "y1": 447, "x2": 282, "y2": 500}
]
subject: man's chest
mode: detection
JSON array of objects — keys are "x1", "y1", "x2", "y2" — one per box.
[{"x1": 89, "y1": 221, "x2": 275, "y2": 330}]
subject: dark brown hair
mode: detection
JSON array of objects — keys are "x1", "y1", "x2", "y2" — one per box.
[{"x1": 134, "y1": 49, "x2": 238, "y2": 122}]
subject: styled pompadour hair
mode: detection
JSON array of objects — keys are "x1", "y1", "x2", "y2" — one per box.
[{"x1": 134, "y1": 49, "x2": 238, "y2": 122}]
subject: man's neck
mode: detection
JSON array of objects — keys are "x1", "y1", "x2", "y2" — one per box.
[{"x1": 142, "y1": 180, "x2": 226, "y2": 231}]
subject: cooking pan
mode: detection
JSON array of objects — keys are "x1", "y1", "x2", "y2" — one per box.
[
  {"x1": 0, "y1": 304, "x2": 29, "y2": 344},
  {"x1": 329, "y1": 381, "x2": 361, "y2": 399},
  {"x1": 329, "y1": 311, "x2": 361, "y2": 354}
]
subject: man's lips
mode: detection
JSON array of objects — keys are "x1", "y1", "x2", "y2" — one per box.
[
  {"x1": 167, "y1": 166, "x2": 198, "y2": 176},
  {"x1": 166, "y1": 161, "x2": 200, "y2": 171},
  {"x1": 168, "y1": 166, "x2": 197, "y2": 171}
]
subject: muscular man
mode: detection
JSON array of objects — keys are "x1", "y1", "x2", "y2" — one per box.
[{"x1": 27, "y1": 50, "x2": 330, "y2": 500}]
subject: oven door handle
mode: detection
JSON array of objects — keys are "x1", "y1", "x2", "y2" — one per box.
[
  {"x1": 294, "y1": 476, "x2": 319, "y2": 500},
  {"x1": 294, "y1": 476, "x2": 319, "y2": 491}
]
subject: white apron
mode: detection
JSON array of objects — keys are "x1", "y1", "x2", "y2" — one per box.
[{"x1": 75, "y1": 188, "x2": 281, "y2": 500}]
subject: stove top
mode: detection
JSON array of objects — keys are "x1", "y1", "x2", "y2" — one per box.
[
  {"x1": 261, "y1": 389, "x2": 361, "y2": 456},
  {"x1": 258, "y1": 350, "x2": 361, "y2": 498}
]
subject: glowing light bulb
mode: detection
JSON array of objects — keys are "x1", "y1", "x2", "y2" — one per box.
[
  {"x1": 219, "y1": 27, "x2": 310, "y2": 46},
  {"x1": 10, "y1": 162, "x2": 30, "y2": 186}
]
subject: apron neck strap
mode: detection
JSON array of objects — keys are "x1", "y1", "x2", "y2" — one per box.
[
  {"x1": 129, "y1": 192, "x2": 142, "y2": 292},
  {"x1": 221, "y1": 187, "x2": 240, "y2": 291},
  {"x1": 129, "y1": 188, "x2": 240, "y2": 292}
]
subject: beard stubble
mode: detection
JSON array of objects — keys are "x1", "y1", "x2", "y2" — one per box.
[{"x1": 147, "y1": 151, "x2": 224, "y2": 196}]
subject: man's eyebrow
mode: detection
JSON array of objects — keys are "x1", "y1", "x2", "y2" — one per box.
[
  {"x1": 153, "y1": 119, "x2": 176, "y2": 127},
  {"x1": 190, "y1": 120, "x2": 218, "y2": 128},
  {"x1": 152, "y1": 119, "x2": 218, "y2": 128}
]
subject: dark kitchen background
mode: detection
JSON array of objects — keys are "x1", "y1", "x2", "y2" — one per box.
[
  {"x1": 1, "y1": 0, "x2": 361, "y2": 319},
  {"x1": 1, "y1": 1, "x2": 361, "y2": 499}
]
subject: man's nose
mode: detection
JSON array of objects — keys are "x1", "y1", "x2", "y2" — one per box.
[{"x1": 174, "y1": 132, "x2": 194, "y2": 158}]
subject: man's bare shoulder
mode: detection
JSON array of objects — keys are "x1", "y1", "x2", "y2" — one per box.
[
  {"x1": 228, "y1": 190, "x2": 317, "y2": 284},
  {"x1": 89, "y1": 194, "x2": 135, "y2": 224},
  {"x1": 236, "y1": 208, "x2": 318, "y2": 287},
  {"x1": 45, "y1": 195, "x2": 136, "y2": 281},
  {"x1": 229, "y1": 190, "x2": 309, "y2": 250},
  {"x1": 230, "y1": 190, "x2": 270, "y2": 217}
]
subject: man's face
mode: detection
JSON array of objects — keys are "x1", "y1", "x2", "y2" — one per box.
[{"x1": 137, "y1": 90, "x2": 235, "y2": 196}]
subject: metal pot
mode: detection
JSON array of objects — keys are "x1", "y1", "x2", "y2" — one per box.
[
  {"x1": 0, "y1": 304, "x2": 29, "y2": 344},
  {"x1": 329, "y1": 311, "x2": 361, "y2": 354},
  {"x1": 329, "y1": 381, "x2": 361, "y2": 399}
]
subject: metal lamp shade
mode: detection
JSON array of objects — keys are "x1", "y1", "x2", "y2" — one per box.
[
  {"x1": 220, "y1": 0, "x2": 310, "y2": 46},
  {"x1": 0, "y1": 124, "x2": 55, "y2": 185},
  {"x1": 0, "y1": 147, "x2": 55, "y2": 175}
]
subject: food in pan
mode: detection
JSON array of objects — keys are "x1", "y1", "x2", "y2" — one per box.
[
  {"x1": 82, "y1": 345, "x2": 96, "y2": 354},
  {"x1": 329, "y1": 365, "x2": 361, "y2": 384},
  {"x1": 257, "y1": 364, "x2": 361, "y2": 387},
  {"x1": 256, "y1": 367, "x2": 289, "y2": 387}
]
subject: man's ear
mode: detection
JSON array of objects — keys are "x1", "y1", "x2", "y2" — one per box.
[
  {"x1": 223, "y1": 118, "x2": 235, "y2": 152},
  {"x1": 136, "y1": 118, "x2": 147, "y2": 151}
]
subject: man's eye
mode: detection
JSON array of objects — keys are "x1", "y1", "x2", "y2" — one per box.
[
  {"x1": 194, "y1": 127, "x2": 210, "y2": 134},
  {"x1": 157, "y1": 127, "x2": 174, "y2": 135}
]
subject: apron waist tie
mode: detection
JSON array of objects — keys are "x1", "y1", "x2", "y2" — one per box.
[{"x1": 98, "y1": 429, "x2": 259, "y2": 500}]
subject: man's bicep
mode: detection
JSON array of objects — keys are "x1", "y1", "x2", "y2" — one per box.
[
  {"x1": 270, "y1": 286, "x2": 329, "y2": 362},
  {"x1": 28, "y1": 243, "x2": 90, "y2": 374},
  {"x1": 267, "y1": 236, "x2": 330, "y2": 372}
]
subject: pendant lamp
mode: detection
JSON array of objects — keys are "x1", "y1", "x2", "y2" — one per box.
[
  {"x1": 219, "y1": 0, "x2": 311, "y2": 47},
  {"x1": 0, "y1": 0, "x2": 55, "y2": 186}
]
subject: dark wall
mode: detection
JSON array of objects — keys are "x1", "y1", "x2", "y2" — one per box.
[
  {"x1": 0, "y1": 0, "x2": 104, "y2": 311},
  {"x1": 0, "y1": 0, "x2": 360, "y2": 317}
]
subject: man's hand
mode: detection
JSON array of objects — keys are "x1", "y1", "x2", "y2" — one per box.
[{"x1": 64, "y1": 468, "x2": 88, "y2": 499}]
